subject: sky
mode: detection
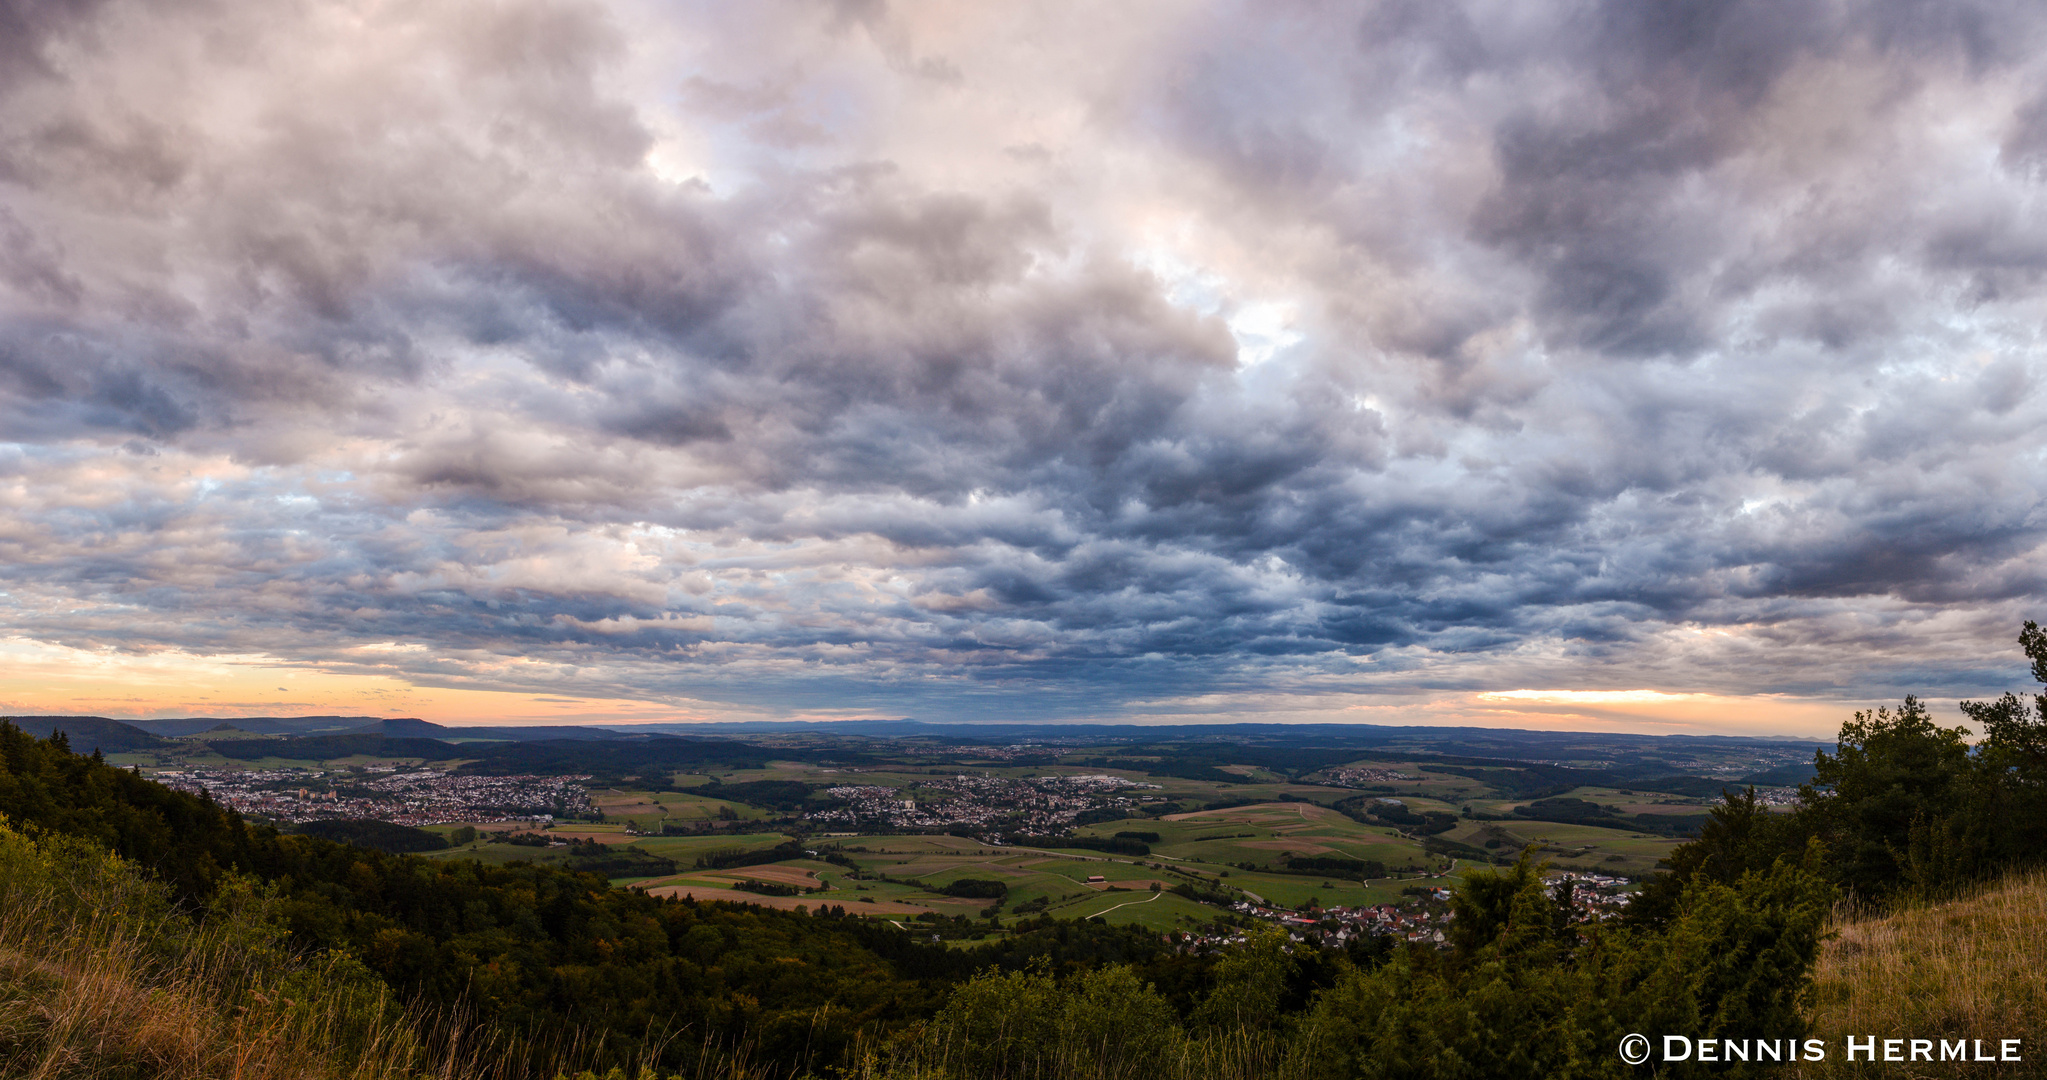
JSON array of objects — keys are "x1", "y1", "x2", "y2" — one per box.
[{"x1": 3, "y1": 0, "x2": 2046, "y2": 737}]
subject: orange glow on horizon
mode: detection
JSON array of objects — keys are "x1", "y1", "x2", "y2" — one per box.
[
  {"x1": 1462, "y1": 688, "x2": 1861, "y2": 739},
  {"x1": 0, "y1": 635, "x2": 1870, "y2": 737},
  {"x1": 0, "y1": 636, "x2": 724, "y2": 726}
]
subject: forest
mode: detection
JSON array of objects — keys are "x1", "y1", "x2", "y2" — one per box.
[{"x1": 5, "y1": 622, "x2": 2047, "y2": 1078}]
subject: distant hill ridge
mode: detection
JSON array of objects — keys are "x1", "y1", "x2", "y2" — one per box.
[
  {"x1": 4, "y1": 716, "x2": 167, "y2": 753},
  {"x1": 2, "y1": 714, "x2": 665, "y2": 751},
  {"x1": 130, "y1": 715, "x2": 394, "y2": 737},
  {"x1": 338, "y1": 718, "x2": 642, "y2": 742}
]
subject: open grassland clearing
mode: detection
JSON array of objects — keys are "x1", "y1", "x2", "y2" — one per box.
[
  {"x1": 590, "y1": 787, "x2": 771, "y2": 826},
  {"x1": 1158, "y1": 800, "x2": 1344, "y2": 827},
  {"x1": 828, "y1": 833, "x2": 990, "y2": 856},
  {"x1": 1796, "y1": 868, "x2": 2047, "y2": 1078},
  {"x1": 1470, "y1": 785, "x2": 1711, "y2": 816},
  {"x1": 1043, "y1": 887, "x2": 1213, "y2": 930},
  {"x1": 635, "y1": 852, "x2": 998, "y2": 920},
  {"x1": 1216, "y1": 764, "x2": 1288, "y2": 782},
  {"x1": 529, "y1": 821, "x2": 631, "y2": 842},
  {"x1": 1362, "y1": 792, "x2": 1466, "y2": 814},
  {"x1": 1216, "y1": 866, "x2": 1453, "y2": 910},
  {"x1": 700, "y1": 762, "x2": 934, "y2": 787},
  {"x1": 1176, "y1": 833, "x2": 1417, "y2": 871},
  {"x1": 1009, "y1": 854, "x2": 1159, "y2": 887},
  {"x1": 833, "y1": 877, "x2": 994, "y2": 913},
  {"x1": 1123, "y1": 801, "x2": 1427, "y2": 869},
  {"x1": 1146, "y1": 777, "x2": 1358, "y2": 806},
  {"x1": 803, "y1": 836, "x2": 1212, "y2": 925},
  {"x1": 0, "y1": 822, "x2": 502, "y2": 1080},
  {"x1": 843, "y1": 840, "x2": 1103, "y2": 880},
  {"x1": 624, "y1": 830, "x2": 795, "y2": 863},
  {"x1": 417, "y1": 840, "x2": 575, "y2": 867},
  {"x1": 1440, "y1": 817, "x2": 1676, "y2": 874},
  {"x1": 1617, "y1": 801, "x2": 1721, "y2": 815},
  {"x1": 1313, "y1": 761, "x2": 1496, "y2": 800}
]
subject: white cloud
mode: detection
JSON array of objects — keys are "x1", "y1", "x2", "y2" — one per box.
[{"x1": 0, "y1": 0, "x2": 2045, "y2": 727}]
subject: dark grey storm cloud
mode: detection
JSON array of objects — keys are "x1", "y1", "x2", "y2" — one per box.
[{"x1": 2, "y1": 0, "x2": 2045, "y2": 726}]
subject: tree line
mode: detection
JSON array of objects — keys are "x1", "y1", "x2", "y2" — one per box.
[
  {"x1": 7, "y1": 622, "x2": 2047, "y2": 1077},
  {"x1": 1629, "y1": 622, "x2": 2047, "y2": 924}
]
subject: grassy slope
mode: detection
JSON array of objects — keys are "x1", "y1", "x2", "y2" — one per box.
[
  {"x1": 0, "y1": 821, "x2": 499, "y2": 1080},
  {"x1": 1796, "y1": 868, "x2": 2047, "y2": 1078}
]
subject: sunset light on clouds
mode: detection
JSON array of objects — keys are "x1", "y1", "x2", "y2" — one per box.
[{"x1": 4, "y1": 0, "x2": 2047, "y2": 736}]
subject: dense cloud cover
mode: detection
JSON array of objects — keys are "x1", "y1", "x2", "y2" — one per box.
[{"x1": 2, "y1": 0, "x2": 2045, "y2": 726}]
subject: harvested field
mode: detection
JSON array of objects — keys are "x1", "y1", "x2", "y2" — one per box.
[{"x1": 696, "y1": 864, "x2": 821, "y2": 887}]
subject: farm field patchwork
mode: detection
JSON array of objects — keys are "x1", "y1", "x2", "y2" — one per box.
[{"x1": 92, "y1": 728, "x2": 1747, "y2": 932}]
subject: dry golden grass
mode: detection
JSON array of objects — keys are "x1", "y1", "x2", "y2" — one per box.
[
  {"x1": 1796, "y1": 867, "x2": 2047, "y2": 1078},
  {"x1": 838, "y1": 1026, "x2": 1294, "y2": 1080},
  {"x1": 0, "y1": 821, "x2": 513, "y2": 1080}
]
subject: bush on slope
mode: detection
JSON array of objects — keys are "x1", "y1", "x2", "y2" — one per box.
[{"x1": 0, "y1": 816, "x2": 500, "y2": 1080}]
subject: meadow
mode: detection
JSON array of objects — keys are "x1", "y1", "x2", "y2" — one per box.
[
  {"x1": 102, "y1": 737, "x2": 1702, "y2": 930},
  {"x1": 1795, "y1": 868, "x2": 2047, "y2": 1078},
  {"x1": 562, "y1": 811, "x2": 1500, "y2": 930}
]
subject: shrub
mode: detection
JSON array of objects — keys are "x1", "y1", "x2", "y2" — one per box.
[{"x1": 0, "y1": 815, "x2": 495, "y2": 1080}]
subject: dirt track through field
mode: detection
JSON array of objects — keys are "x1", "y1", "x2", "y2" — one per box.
[{"x1": 1085, "y1": 891, "x2": 1162, "y2": 918}]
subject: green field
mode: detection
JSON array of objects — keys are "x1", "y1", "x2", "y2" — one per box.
[
  {"x1": 1439, "y1": 818, "x2": 1677, "y2": 876},
  {"x1": 399, "y1": 809, "x2": 1500, "y2": 927},
  {"x1": 1074, "y1": 800, "x2": 1427, "y2": 870},
  {"x1": 1464, "y1": 784, "x2": 1716, "y2": 818},
  {"x1": 591, "y1": 788, "x2": 774, "y2": 827},
  {"x1": 104, "y1": 736, "x2": 1685, "y2": 927},
  {"x1": 404, "y1": 785, "x2": 1542, "y2": 927}
]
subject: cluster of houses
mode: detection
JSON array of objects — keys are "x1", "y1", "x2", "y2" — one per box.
[
  {"x1": 1320, "y1": 766, "x2": 1423, "y2": 786},
  {"x1": 1550, "y1": 870, "x2": 1637, "y2": 919},
  {"x1": 1185, "y1": 868, "x2": 1638, "y2": 952},
  {"x1": 1226, "y1": 893, "x2": 1454, "y2": 946},
  {"x1": 154, "y1": 764, "x2": 594, "y2": 825},
  {"x1": 811, "y1": 772, "x2": 1160, "y2": 832}
]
